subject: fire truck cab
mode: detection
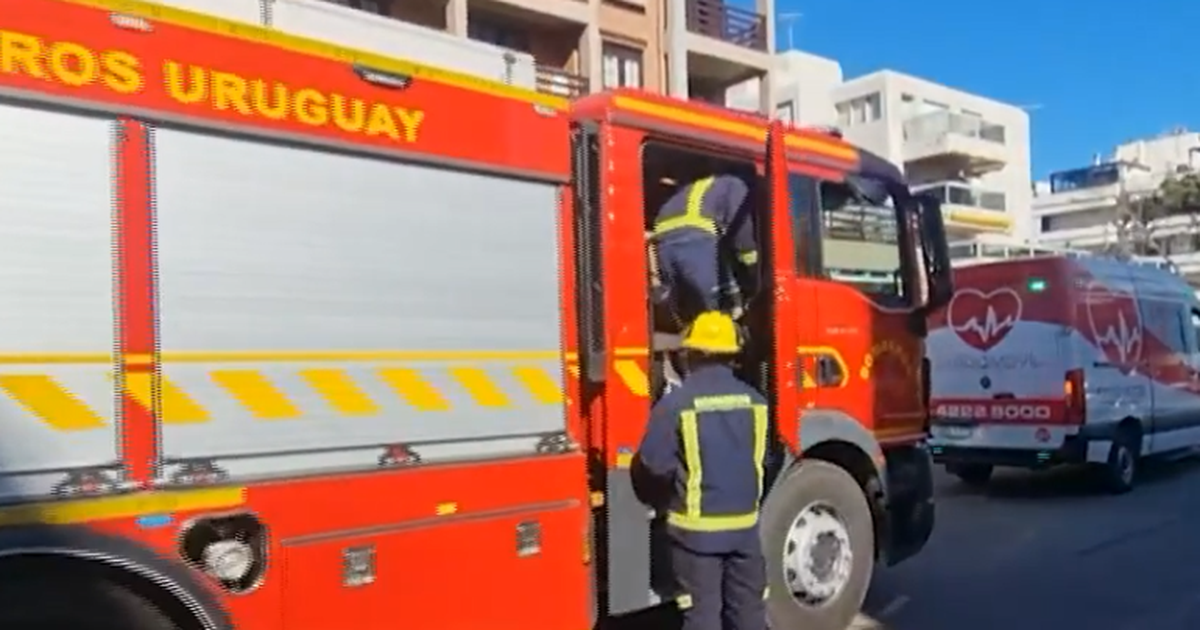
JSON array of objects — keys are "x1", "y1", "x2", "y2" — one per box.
[{"x1": 571, "y1": 91, "x2": 954, "y2": 629}]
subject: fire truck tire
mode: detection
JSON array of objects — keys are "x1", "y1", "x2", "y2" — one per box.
[
  {"x1": 760, "y1": 459, "x2": 874, "y2": 630},
  {"x1": 948, "y1": 463, "x2": 993, "y2": 487},
  {"x1": 0, "y1": 559, "x2": 177, "y2": 630}
]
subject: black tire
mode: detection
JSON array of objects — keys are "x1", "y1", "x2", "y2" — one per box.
[
  {"x1": 949, "y1": 463, "x2": 993, "y2": 487},
  {"x1": 0, "y1": 559, "x2": 177, "y2": 630},
  {"x1": 1100, "y1": 428, "x2": 1139, "y2": 494},
  {"x1": 760, "y1": 460, "x2": 874, "y2": 630}
]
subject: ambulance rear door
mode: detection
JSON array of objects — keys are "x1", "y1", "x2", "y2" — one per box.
[{"x1": 927, "y1": 258, "x2": 1072, "y2": 439}]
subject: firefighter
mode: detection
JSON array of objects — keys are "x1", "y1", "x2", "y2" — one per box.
[
  {"x1": 650, "y1": 170, "x2": 758, "y2": 327},
  {"x1": 633, "y1": 310, "x2": 770, "y2": 630}
]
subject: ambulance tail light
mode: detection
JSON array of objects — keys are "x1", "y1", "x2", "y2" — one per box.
[{"x1": 1063, "y1": 369, "x2": 1086, "y2": 424}]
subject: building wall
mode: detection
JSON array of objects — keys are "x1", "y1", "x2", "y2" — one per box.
[
  {"x1": 1031, "y1": 129, "x2": 1200, "y2": 280},
  {"x1": 831, "y1": 71, "x2": 1033, "y2": 239}
]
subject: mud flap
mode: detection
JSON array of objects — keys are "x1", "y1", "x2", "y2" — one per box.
[{"x1": 605, "y1": 468, "x2": 674, "y2": 615}]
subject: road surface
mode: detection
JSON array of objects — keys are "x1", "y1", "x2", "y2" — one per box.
[{"x1": 615, "y1": 456, "x2": 1200, "y2": 630}]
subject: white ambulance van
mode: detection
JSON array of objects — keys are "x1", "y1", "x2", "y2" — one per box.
[{"x1": 926, "y1": 254, "x2": 1200, "y2": 493}]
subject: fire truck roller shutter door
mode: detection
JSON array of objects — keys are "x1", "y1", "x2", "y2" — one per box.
[
  {"x1": 151, "y1": 126, "x2": 566, "y2": 481},
  {"x1": 0, "y1": 101, "x2": 120, "y2": 500}
]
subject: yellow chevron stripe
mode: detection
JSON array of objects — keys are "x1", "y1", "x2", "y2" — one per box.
[
  {"x1": 211, "y1": 370, "x2": 302, "y2": 419},
  {"x1": 0, "y1": 374, "x2": 106, "y2": 431},
  {"x1": 122, "y1": 372, "x2": 210, "y2": 424},
  {"x1": 450, "y1": 367, "x2": 511, "y2": 408},
  {"x1": 512, "y1": 366, "x2": 564, "y2": 405},
  {"x1": 614, "y1": 360, "x2": 649, "y2": 397},
  {"x1": 0, "y1": 354, "x2": 674, "y2": 431},
  {"x1": 378, "y1": 367, "x2": 451, "y2": 411},
  {"x1": 300, "y1": 368, "x2": 380, "y2": 416}
]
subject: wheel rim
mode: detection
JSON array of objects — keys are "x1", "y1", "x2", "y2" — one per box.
[
  {"x1": 1117, "y1": 445, "x2": 1134, "y2": 485},
  {"x1": 782, "y1": 501, "x2": 854, "y2": 606}
]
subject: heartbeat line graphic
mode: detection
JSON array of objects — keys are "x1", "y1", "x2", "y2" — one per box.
[
  {"x1": 951, "y1": 307, "x2": 1018, "y2": 343},
  {"x1": 1094, "y1": 310, "x2": 1142, "y2": 362}
]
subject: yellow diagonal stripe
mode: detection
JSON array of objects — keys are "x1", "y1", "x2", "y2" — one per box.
[
  {"x1": 450, "y1": 367, "x2": 511, "y2": 407},
  {"x1": 614, "y1": 360, "x2": 649, "y2": 397},
  {"x1": 211, "y1": 370, "x2": 302, "y2": 420},
  {"x1": 301, "y1": 368, "x2": 380, "y2": 416},
  {"x1": 121, "y1": 373, "x2": 210, "y2": 424},
  {"x1": 511, "y1": 366, "x2": 563, "y2": 405},
  {"x1": 566, "y1": 364, "x2": 580, "y2": 378},
  {"x1": 0, "y1": 374, "x2": 106, "y2": 431},
  {"x1": 378, "y1": 368, "x2": 451, "y2": 411}
]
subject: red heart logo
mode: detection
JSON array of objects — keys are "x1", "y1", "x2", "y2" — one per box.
[
  {"x1": 1083, "y1": 283, "x2": 1141, "y2": 369},
  {"x1": 946, "y1": 288, "x2": 1022, "y2": 351}
]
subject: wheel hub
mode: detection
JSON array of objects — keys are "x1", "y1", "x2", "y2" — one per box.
[{"x1": 782, "y1": 502, "x2": 853, "y2": 605}]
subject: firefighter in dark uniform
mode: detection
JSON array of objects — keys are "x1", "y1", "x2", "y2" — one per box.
[
  {"x1": 650, "y1": 171, "x2": 758, "y2": 327},
  {"x1": 633, "y1": 310, "x2": 770, "y2": 630}
]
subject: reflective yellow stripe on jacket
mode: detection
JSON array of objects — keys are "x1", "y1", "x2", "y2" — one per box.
[
  {"x1": 668, "y1": 394, "x2": 769, "y2": 532},
  {"x1": 653, "y1": 177, "x2": 719, "y2": 237}
]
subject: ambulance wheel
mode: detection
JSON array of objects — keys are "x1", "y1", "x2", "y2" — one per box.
[
  {"x1": 0, "y1": 559, "x2": 177, "y2": 630},
  {"x1": 1100, "y1": 428, "x2": 1139, "y2": 494},
  {"x1": 761, "y1": 460, "x2": 874, "y2": 630},
  {"x1": 948, "y1": 463, "x2": 993, "y2": 487}
]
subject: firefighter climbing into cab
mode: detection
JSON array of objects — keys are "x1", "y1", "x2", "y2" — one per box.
[
  {"x1": 632, "y1": 310, "x2": 770, "y2": 630},
  {"x1": 649, "y1": 161, "x2": 760, "y2": 330}
]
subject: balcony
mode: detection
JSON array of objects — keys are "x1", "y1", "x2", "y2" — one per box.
[
  {"x1": 915, "y1": 181, "x2": 1010, "y2": 234},
  {"x1": 681, "y1": 0, "x2": 770, "y2": 87},
  {"x1": 536, "y1": 65, "x2": 588, "y2": 97},
  {"x1": 903, "y1": 111, "x2": 1008, "y2": 177},
  {"x1": 685, "y1": 0, "x2": 767, "y2": 51}
]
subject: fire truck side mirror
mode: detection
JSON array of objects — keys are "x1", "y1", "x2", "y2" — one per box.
[{"x1": 915, "y1": 193, "x2": 953, "y2": 312}]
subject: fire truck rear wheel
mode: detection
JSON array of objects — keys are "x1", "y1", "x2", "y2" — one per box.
[
  {"x1": 0, "y1": 559, "x2": 177, "y2": 630},
  {"x1": 761, "y1": 459, "x2": 874, "y2": 630}
]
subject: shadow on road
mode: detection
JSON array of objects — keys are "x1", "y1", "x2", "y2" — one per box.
[{"x1": 937, "y1": 454, "x2": 1200, "y2": 501}]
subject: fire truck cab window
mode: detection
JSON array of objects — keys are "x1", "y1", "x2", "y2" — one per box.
[{"x1": 787, "y1": 172, "x2": 905, "y2": 302}]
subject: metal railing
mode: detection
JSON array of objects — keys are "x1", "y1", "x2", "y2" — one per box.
[
  {"x1": 903, "y1": 111, "x2": 1006, "y2": 145},
  {"x1": 685, "y1": 0, "x2": 768, "y2": 51},
  {"x1": 915, "y1": 182, "x2": 1007, "y2": 211},
  {"x1": 535, "y1": 65, "x2": 588, "y2": 98}
]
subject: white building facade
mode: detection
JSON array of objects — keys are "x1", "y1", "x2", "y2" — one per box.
[
  {"x1": 1031, "y1": 129, "x2": 1200, "y2": 279},
  {"x1": 746, "y1": 53, "x2": 1034, "y2": 240}
]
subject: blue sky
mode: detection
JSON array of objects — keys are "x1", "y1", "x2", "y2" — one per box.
[{"x1": 777, "y1": 0, "x2": 1200, "y2": 179}]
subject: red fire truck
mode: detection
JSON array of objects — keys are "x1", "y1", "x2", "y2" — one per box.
[{"x1": 0, "y1": 1, "x2": 952, "y2": 629}]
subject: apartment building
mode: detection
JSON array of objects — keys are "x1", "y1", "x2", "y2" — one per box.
[
  {"x1": 734, "y1": 53, "x2": 1033, "y2": 240},
  {"x1": 161, "y1": 0, "x2": 776, "y2": 112},
  {"x1": 825, "y1": 71, "x2": 1032, "y2": 241},
  {"x1": 1031, "y1": 128, "x2": 1200, "y2": 279}
]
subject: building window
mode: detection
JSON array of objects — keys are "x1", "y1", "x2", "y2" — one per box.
[
  {"x1": 325, "y1": 0, "x2": 387, "y2": 13},
  {"x1": 835, "y1": 93, "x2": 881, "y2": 127},
  {"x1": 601, "y1": 43, "x2": 642, "y2": 88},
  {"x1": 468, "y1": 18, "x2": 531, "y2": 52},
  {"x1": 776, "y1": 100, "x2": 795, "y2": 123},
  {"x1": 863, "y1": 93, "x2": 881, "y2": 121}
]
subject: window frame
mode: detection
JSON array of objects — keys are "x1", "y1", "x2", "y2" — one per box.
[{"x1": 601, "y1": 42, "x2": 644, "y2": 89}]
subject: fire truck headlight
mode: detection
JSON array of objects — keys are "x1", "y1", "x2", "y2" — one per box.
[{"x1": 202, "y1": 539, "x2": 255, "y2": 582}]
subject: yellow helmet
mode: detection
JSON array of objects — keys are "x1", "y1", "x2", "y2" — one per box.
[{"x1": 681, "y1": 311, "x2": 741, "y2": 354}]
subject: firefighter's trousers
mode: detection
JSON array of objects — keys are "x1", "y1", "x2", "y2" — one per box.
[
  {"x1": 655, "y1": 234, "x2": 721, "y2": 320},
  {"x1": 672, "y1": 542, "x2": 768, "y2": 630}
]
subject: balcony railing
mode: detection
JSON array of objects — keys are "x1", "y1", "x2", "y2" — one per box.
[
  {"x1": 916, "y1": 182, "x2": 1007, "y2": 211},
  {"x1": 685, "y1": 0, "x2": 768, "y2": 51},
  {"x1": 904, "y1": 111, "x2": 1006, "y2": 145},
  {"x1": 535, "y1": 65, "x2": 588, "y2": 98}
]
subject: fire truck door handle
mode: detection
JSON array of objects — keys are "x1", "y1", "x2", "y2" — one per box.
[{"x1": 814, "y1": 356, "x2": 842, "y2": 387}]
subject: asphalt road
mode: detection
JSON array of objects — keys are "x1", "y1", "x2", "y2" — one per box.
[{"x1": 615, "y1": 455, "x2": 1200, "y2": 630}]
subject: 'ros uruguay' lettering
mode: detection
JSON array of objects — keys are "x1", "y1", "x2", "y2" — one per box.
[
  {"x1": 934, "y1": 403, "x2": 1053, "y2": 422},
  {"x1": 0, "y1": 29, "x2": 426, "y2": 144}
]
